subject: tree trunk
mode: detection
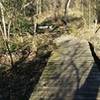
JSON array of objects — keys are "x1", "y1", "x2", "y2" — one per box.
[
  {"x1": 64, "y1": 0, "x2": 71, "y2": 26},
  {"x1": 64, "y1": 0, "x2": 71, "y2": 16},
  {"x1": 5, "y1": 41, "x2": 14, "y2": 68}
]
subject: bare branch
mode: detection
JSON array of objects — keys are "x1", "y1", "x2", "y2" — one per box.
[
  {"x1": 8, "y1": 20, "x2": 11, "y2": 40},
  {"x1": 0, "y1": 2, "x2": 7, "y2": 40},
  {"x1": 0, "y1": 25, "x2": 3, "y2": 34},
  {"x1": 22, "y1": 1, "x2": 33, "y2": 9},
  {"x1": 0, "y1": 2, "x2": 5, "y2": 10},
  {"x1": 0, "y1": 25, "x2": 4, "y2": 38}
]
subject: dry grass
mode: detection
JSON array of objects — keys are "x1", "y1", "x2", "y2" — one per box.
[{"x1": 0, "y1": 32, "x2": 55, "y2": 66}]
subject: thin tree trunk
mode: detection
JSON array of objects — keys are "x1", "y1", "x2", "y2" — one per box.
[
  {"x1": 39, "y1": 0, "x2": 42, "y2": 14},
  {"x1": 64, "y1": 0, "x2": 71, "y2": 16},
  {"x1": 0, "y1": 2, "x2": 7, "y2": 40},
  {"x1": 5, "y1": 41, "x2": 14, "y2": 68},
  {"x1": 33, "y1": 16, "x2": 37, "y2": 35},
  {"x1": 64, "y1": 0, "x2": 71, "y2": 26},
  {"x1": 0, "y1": 2, "x2": 14, "y2": 68},
  {"x1": 8, "y1": 20, "x2": 11, "y2": 41}
]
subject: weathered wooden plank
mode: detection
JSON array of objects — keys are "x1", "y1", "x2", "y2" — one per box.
[{"x1": 29, "y1": 35, "x2": 95, "y2": 100}]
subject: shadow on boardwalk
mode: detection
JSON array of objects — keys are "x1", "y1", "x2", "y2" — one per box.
[
  {"x1": 28, "y1": 40, "x2": 95, "y2": 100},
  {"x1": 27, "y1": 40, "x2": 100, "y2": 100},
  {"x1": 0, "y1": 46, "x2": 51, "y2": 100},
  {"x1": 74, "y1": 42, "x2": 100, "y2": 100},
  {"x1": 74, "y1": 64, "x2": 100, "y2": 100}
]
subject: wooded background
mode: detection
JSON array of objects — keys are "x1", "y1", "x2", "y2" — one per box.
[{"x1": 0, "y1": 0, "x2": 100, "y2": 36}]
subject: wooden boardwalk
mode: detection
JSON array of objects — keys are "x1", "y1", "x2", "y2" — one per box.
[{"x1": 29, "y1": 35, "x2": 100, "y2": 100}]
